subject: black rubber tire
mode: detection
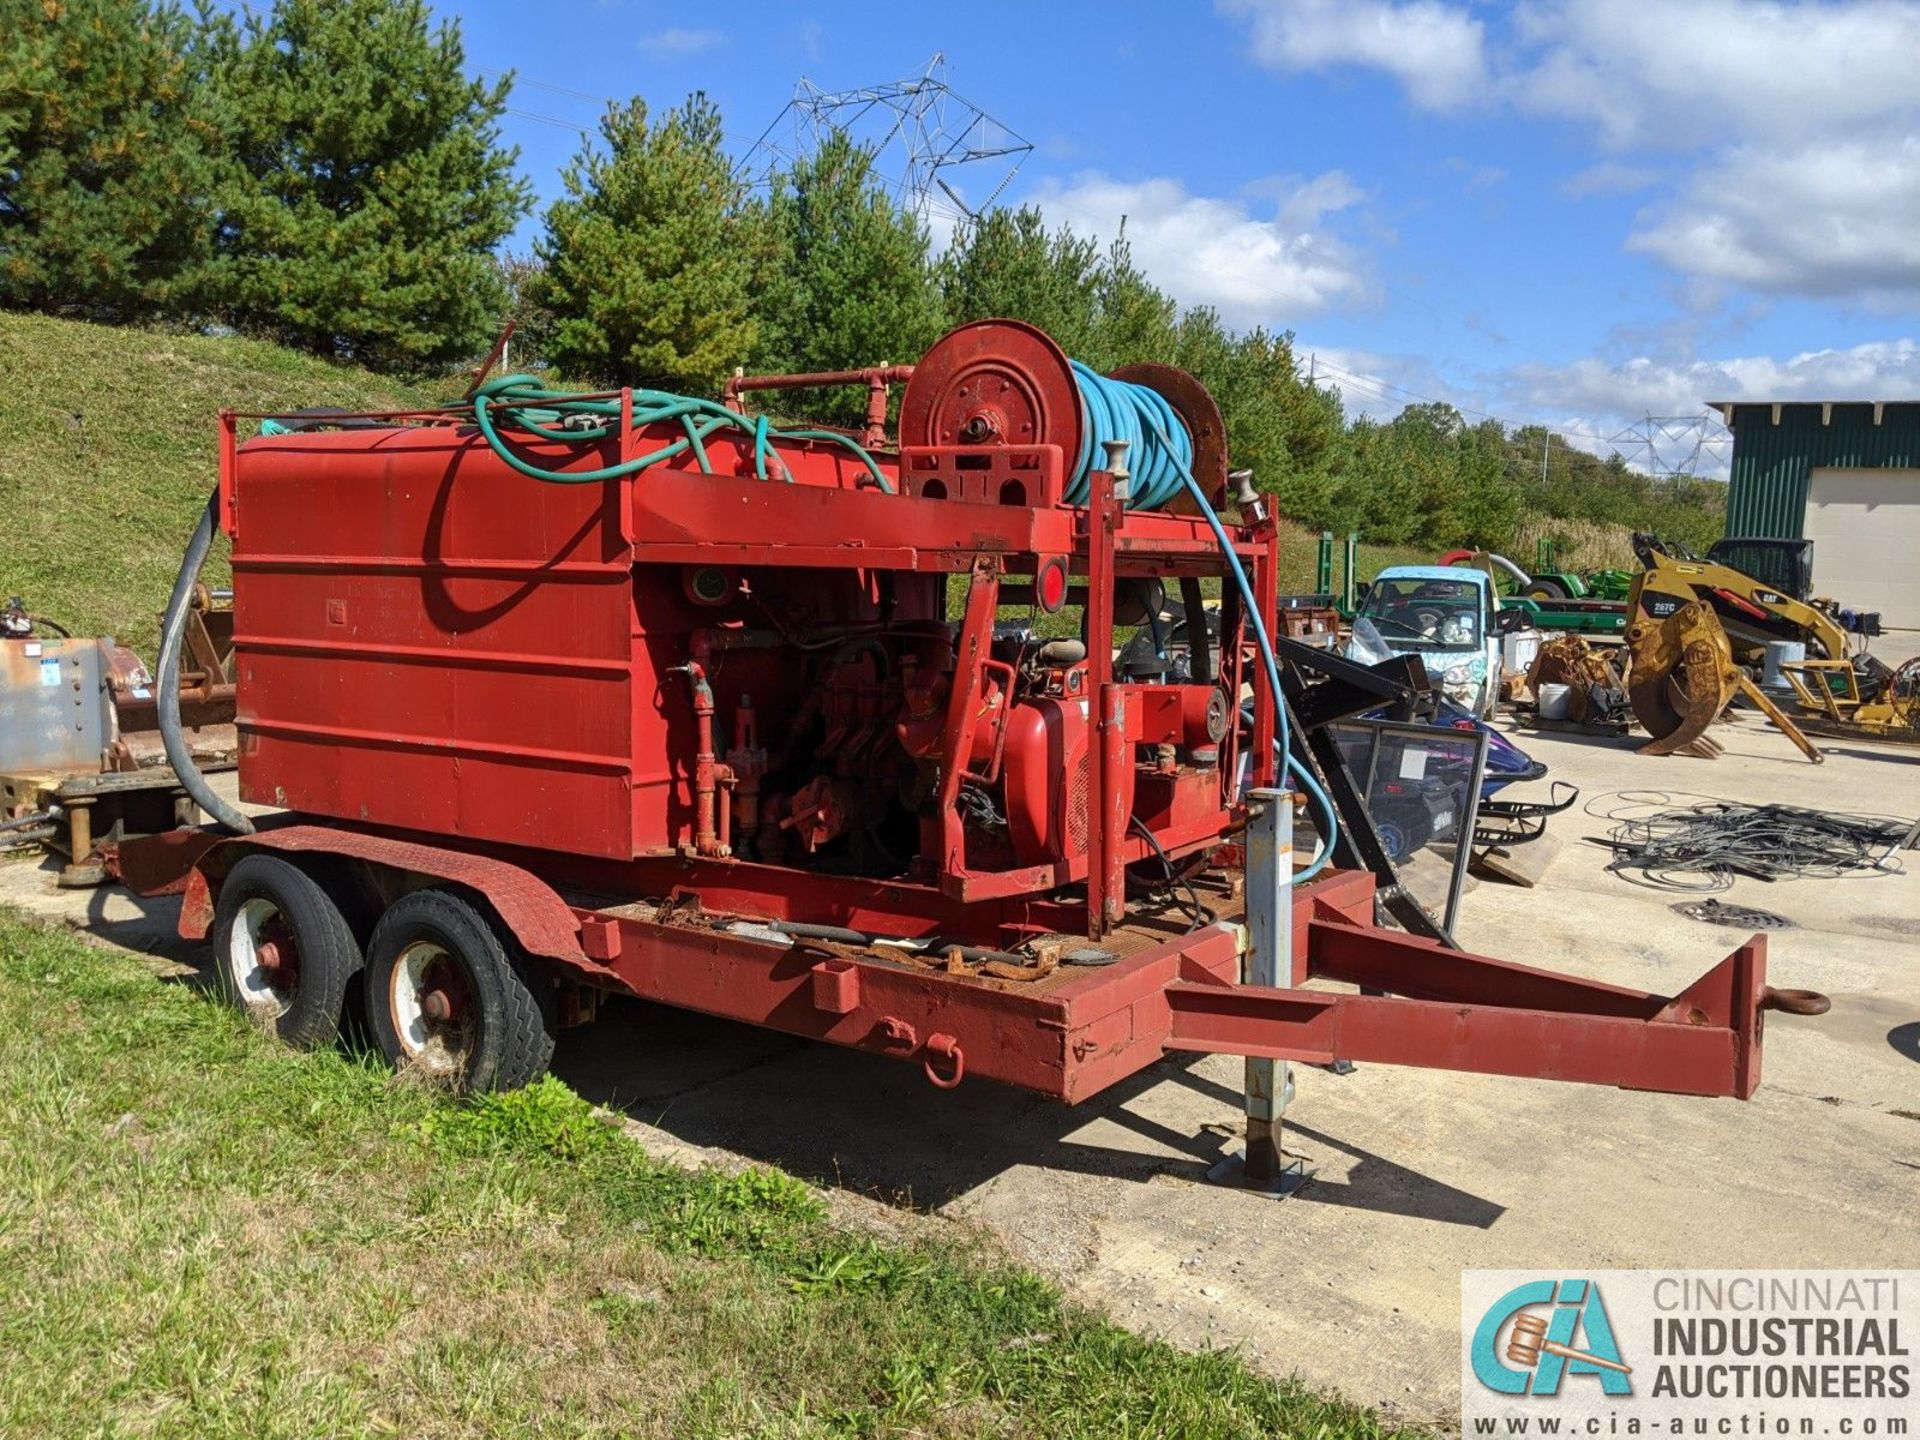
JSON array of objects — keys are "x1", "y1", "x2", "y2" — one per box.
[
  {"x1": 211, "y1": 853, "x2": 363, "y2": 1049},
  {"x1": 1522, "y1": 578, "x2": 1570, "y2": 600},
  {"x1": 364, "y1": 889, "x2": 556, "y2": 1092}
]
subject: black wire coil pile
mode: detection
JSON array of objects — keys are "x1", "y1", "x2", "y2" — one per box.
[{"x1": 1591, "y1": 792, "x2": 1911, "y2": 892}]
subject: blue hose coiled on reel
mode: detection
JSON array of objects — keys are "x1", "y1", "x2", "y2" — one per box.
[
  {"x1": 1064, "y1": 359, "x2": 1341, "y2": 880},
  {"x1": 1068, "y1": 363, "x2": 1192, "y2": 512}
]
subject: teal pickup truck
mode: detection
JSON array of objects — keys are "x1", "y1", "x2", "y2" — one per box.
[{"x1": 1347, "y1": 564, "x2": 1531, "y2": 717}]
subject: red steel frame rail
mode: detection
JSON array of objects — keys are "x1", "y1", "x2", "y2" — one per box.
[{"x1": 118, "y1": 821, "x2": 1816, "y2": 1104}]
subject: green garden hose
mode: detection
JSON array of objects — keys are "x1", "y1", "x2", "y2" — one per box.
[{"x1": 467, "y1": 374, "x2": 893, "y2": 492}]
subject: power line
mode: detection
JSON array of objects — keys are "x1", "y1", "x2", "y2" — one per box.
[
  {"x1": 479, "y1": 66, "x2": 756, "y2": 149},
  {"x1": 740, "y1": 53, "x2": 1032, "y2": 230},
  {"x1": 1311, "y1": 356, "x2": 1739, "y2": 482},
  {"x1": 503, "y1": 106, "x2": 591, "y2": 133},
  {"x1": 474, "y1": 66, "x2": 607, "y2": 108}
]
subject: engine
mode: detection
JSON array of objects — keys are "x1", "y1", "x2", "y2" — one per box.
[{"x1": 645, "y1": 568, "x2": 1233, "y2": 885}]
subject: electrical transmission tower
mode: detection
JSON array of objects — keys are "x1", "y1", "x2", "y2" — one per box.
[
  {"x1": 741, "y1": 54, "x2": 1032, "y2": 231},
  {"x1": 1607, "y1": 413, "x2": 1732, "y2": 480}
]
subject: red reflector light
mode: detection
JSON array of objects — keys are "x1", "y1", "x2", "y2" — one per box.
[{"x1": 1037, "y1": 557, "x2": 1069, "y2": 613}]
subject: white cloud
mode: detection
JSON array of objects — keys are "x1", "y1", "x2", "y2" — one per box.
[
  {"x1": 1503, "y1": 338, "x2": 1920, "y2": 452},
  {"x1": 1511, "y1": 0, "x2": 1920, "y2": 150},
  {"x1": 1032, "y1": 171, "x2": 1374, "y2": 326},
  {"x1": 1221, "y1": 0, "x2": 1920, "y2": 302},
  {"x1": 1225, "y1": 1, "x2": 1920, "y2": 147},
  {"x1": 1630, "y1": 137, "x2": 1920, "y2": 302},
  {"x1": 637, "y1": 27, "x2": 725, "y2": 56},
  {"x1": 1220, "y1": 0, "x2": 1489, "y2": 110},
  {"x1": 1298, "y1": 339, "x2": 1920, "y2": 478}
]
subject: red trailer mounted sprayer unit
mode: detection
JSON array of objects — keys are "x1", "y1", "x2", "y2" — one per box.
[{"x1": 115, "y1": 319, "x2": 1827, "y2": 1177}]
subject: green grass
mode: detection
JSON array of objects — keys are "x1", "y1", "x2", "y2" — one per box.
[
  {"x1": 1273, "y1": 523, "x2": 1432, "y2": 595},
  {"x1": 0, "y1": 312, "x2": 451, "y2": 656},
  {"x1": 0, "y1": 909, "x2": 1420, "y2": 1439}
]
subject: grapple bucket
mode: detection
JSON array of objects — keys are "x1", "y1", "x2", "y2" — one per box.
[
  {"x1": 1626, "y1": 601, "x2": 1738, "y2": 755},
  {"x1": 1625, "y1": 600, "x2": 1823, "y2": 762}
]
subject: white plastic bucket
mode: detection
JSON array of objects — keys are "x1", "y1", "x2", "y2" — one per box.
[
  {"x1": 1762, "y1": 640, "x2": 1805, "y2": 690},
  {"x1": 1537, "y1": 682, "x2": 1573, "y2": 720}
]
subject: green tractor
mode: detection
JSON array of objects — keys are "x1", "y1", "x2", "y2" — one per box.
[
  {"x1": 1529, "y1": 537, "x2": 1634, "y2": 602},
  {"x1": 1514, "y1": 538, "x2": 1593, "y2": 600}
]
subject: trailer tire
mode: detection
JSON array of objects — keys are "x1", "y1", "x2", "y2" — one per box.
[
  {"x1": 365, "y1": 889, "x2": 555, "y2": 1092},
  {"x1": 211, "y1": 853, "x2": 363, "y2": 1049}
]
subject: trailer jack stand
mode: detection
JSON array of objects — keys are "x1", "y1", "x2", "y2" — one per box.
[
  {"x1": 1205, "y1": 788, "x2": 1311, "y2": 1198},
  {"x1": 1206, "y1": 1056, "x2": 1310, "y2": 1197}
]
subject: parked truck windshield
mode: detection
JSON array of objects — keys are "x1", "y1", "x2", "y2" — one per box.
[{"x1": 1354, "y1": 576, "x2": 1484, "y2": 652}]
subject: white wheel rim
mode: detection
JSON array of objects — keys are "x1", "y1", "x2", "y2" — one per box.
[
  {"x1": 389, "y1": 940, "x2": 473, "y2": 1074},
  {"x1": 227, "y1": 896, "x2": 292, "y2": 1018}
]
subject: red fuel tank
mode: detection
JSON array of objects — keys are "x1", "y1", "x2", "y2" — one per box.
[{"x1": 1000, "y1": 692, "x2": 1136, "y2": 865}]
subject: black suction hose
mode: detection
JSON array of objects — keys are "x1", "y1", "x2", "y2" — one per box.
[{"x1": 159, "y1": 493, "x2": 254, "y2": 834}]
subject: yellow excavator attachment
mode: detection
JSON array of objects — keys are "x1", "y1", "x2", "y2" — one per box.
[
  {"x1": 1623, "y1": 599, "x2": 1823, "y2": 762},
  {"x1": 1779, "y1": 656, "x2": 1920, "y2": 744}
]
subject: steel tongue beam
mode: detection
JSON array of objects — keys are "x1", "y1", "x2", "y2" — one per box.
[{"x1": 1163, "y1": 917, "x2": 1825, "y2": 1099}]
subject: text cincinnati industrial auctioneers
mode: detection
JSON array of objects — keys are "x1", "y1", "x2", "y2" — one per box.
[
  {"x1": 1463, "y1": 1270, "x2": 1916, "y2": 1437},
  {"x1": 1648, "y1": 1276, "x2": 1909, "y2": 1403}
]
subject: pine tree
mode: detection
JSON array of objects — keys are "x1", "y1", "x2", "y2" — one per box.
[
  {"x1": 0, "y1": 0, "x2": 224, "y2": 322},
  {"x1": 939, "y1": 206, "x2": 1100, "y2": 357},
  {"x1": 1086, "y1": 231, "x2": 1178, "y2": 371},
  {"x1": 752, "y1": 131, "x2": 945, "y2": 425},
  {"x1": 535, "y1": 95, "x2": 759, "y2": 391},
  {"x1": 205, "y1": 0, "x2": 528, "y2": 371}
]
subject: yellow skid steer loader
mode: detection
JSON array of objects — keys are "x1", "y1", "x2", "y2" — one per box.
[{"x1": 1623, "y1": 535, "x2": 1917, "y2": 754}]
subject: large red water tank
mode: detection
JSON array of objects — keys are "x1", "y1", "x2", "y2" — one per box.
[{"x1": 226, "y1": 420, "x2": 912, "y2": 862}]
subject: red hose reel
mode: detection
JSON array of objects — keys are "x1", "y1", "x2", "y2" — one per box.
[{"x1": 898, "y1": 319, "x2": 1230, "y2": 511}]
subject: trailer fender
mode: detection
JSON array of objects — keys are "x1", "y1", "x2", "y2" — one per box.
[{"x1": 175, "y1": 826, "x2": 630, "y2": 992}]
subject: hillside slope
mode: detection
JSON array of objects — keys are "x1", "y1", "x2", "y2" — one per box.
[
  {"x1": 0, "y1": 312, "x2": 447, "y2": 654},
  {"x1": 0, "y1": 311, "x2": 1434, "y2": 658}
]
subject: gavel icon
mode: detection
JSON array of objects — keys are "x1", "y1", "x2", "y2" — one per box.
[{"x1": 1506, "y1": 1313, "x2": 1633, "y2": 1375}]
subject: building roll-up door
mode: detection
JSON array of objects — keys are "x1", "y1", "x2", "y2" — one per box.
[{"x1": 1802, "y1": 467, "x2": 1920, "y2": 634}]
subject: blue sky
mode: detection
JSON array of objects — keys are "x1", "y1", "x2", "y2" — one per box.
[{"x1": 445, "y1": 0, "x2": 1920, "y2": 469}]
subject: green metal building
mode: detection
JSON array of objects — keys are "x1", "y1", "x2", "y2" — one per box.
[{"x1": 1710, "y1": 400, "x2": 1920, "y2": 632}]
